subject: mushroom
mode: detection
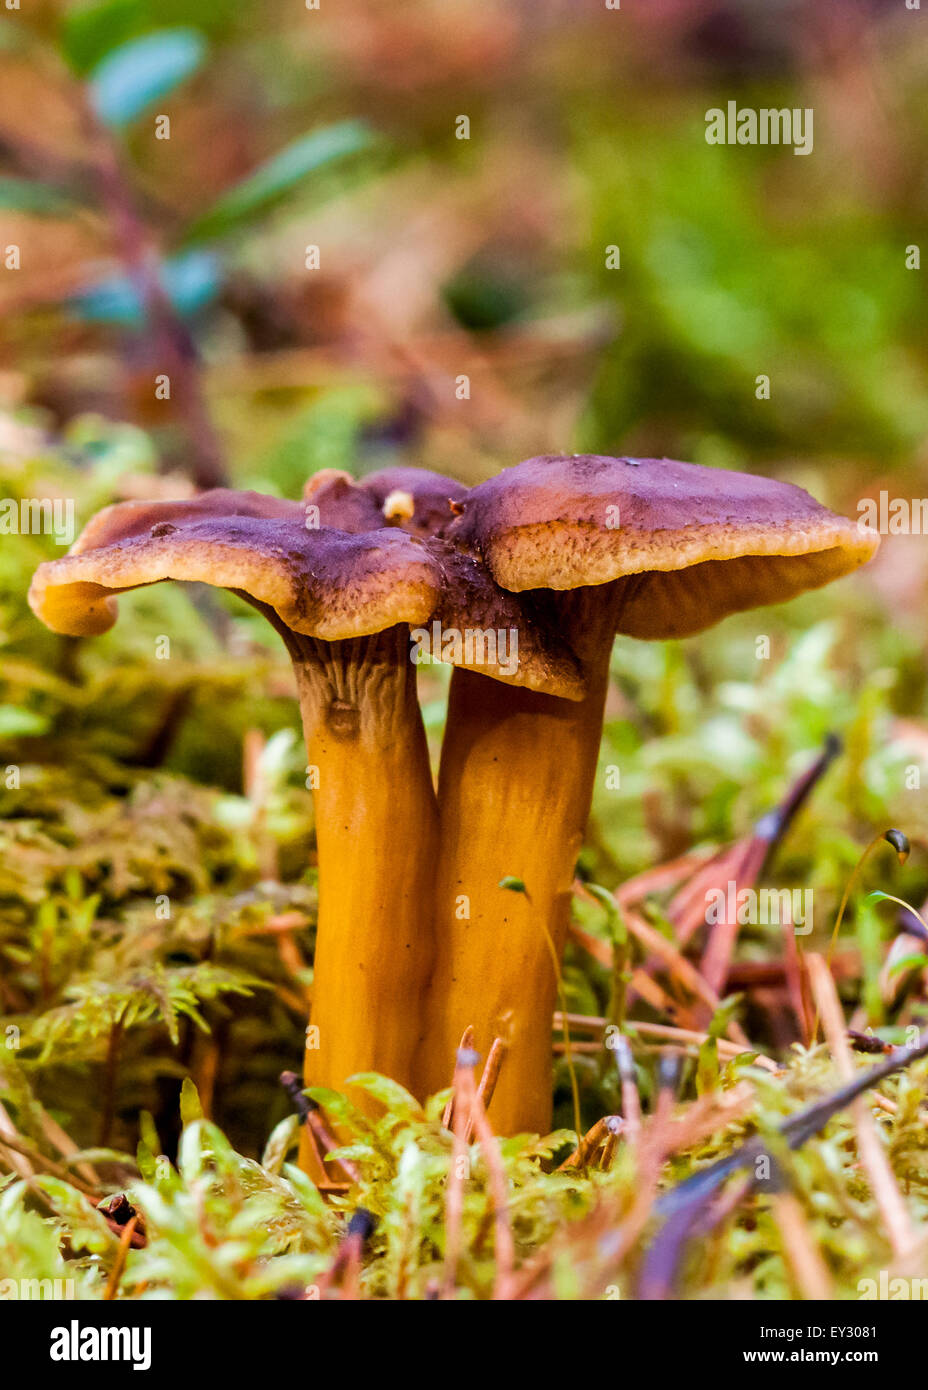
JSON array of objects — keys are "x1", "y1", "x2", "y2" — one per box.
[
  {"x1": 421, "y1": 454, "x2": 880, "y2": 1134},
  {"x1": 303, "y1": 464, "x2": 469, "y2": 538},
  {"x1": 27, "y1": 481, "x2": 582, "y2": 1152}
]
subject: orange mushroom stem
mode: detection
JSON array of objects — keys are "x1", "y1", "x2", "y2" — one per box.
[
  {"x1": 426, "y1": 591, "x2": 622, "y2": 1134},
  {"x1": 28, "y1": 493, "x2": 445, "y2": 1147},
  {"x1": 422, "y1": 454, "x2": 879, "y2": 1135}
]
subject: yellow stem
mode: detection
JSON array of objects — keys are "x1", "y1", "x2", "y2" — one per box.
[
  {"x1": 285, "y1": 627, "x2": 438, "y2": 1163},
  {"x1": 534, "y1": 905, "x2": 583, "y2": 1139},
  {"x1": 419, "y1": 595, "x2": 619, "y2": 1135}
]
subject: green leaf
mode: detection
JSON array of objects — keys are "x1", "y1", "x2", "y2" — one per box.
[
  {"x1": 889, "y1": 952, "x2": 928, "y2": 978},
  {"x1": 185, "y1": 121, "x2": 372, "y2": 241},
  {"x1": 63, "y1": 1147, "x2": 138, "y2": 1168},
  {"x1": 178, "y1": 1119, "x2": 237, "y2": 1183},
  {"x1": 584, "y1": 881, "x2": 627, "y2": 946},
  {"x1": 0, "y1": 705, "x2": 51, "y2": 737},
  {"x1": 136, "y1": 1139, "x2": 157, "y2": 1181},
  {"x1": 283, "y1": 1162, "x2": 328, "y2": 1221},
  {"x1": 138, "y1": 1109, "x2": 161, "y2": 1158},
  {"x1": 261, "y1": 1114, "x2": 300, "y2": 1174},
  {"x1": 426, "y1": 1087, "x2": 453, "y2": 1125},
  {"x1": 866, "y1": 891, "x2": 928, "y2": 936},
  {"x1": 696, "y1": 1036, "x2": 719, "y2": 1094},
  {"x1": 33, "y1": 1178, "x2": 118, "y2": 1255},
  {"x1": 179, "y1": 1075, "x2": 203, "y2": 1127},
  {"x1": 304, "y1": 1086, "x2": 373, "y2": 1139},
  {"x1": 707, "y1": 993, "x2": 743, "y2": 1041},
  {"x1": 345, "y1": 1072, "x2": 424, "y2": 1120},
  {"x1": 90, "y1": 28, "x2": 207, "y2": 128},
  {"x1": 0, "y1": 178, "x2": 74, "y2": 217},
  {"x1": 326, "y1": 1141, "x2": 380, "y2": 1166},
  {"x1": 60, "y1": 0, "x2": 144, "y2": 76},
  {"x1": 499, "y1": 876, "x2": 527, "y2": 894}
]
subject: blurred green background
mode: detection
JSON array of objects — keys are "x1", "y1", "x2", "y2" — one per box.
[{"x1": 1, "y1": 0, "x2": 926, "y2": 485}]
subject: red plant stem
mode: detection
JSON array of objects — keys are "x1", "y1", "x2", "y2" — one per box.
[{"x1": 82, "y1": 107, "x2": 227, "y2": 490}]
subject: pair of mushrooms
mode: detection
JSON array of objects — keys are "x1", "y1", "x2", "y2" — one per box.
[{"x1": 29, "y1": 454, "x2": 877, "y2": 1149}]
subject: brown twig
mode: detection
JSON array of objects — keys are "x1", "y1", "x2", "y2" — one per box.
[
  {"x1": 442, "y1": 1046, "x2": 476, "y2": 1297},
  {"x1": 0, "y1": 1130, "x2": 98, "y2": 1194},
  {"x1": 80, "y1": 106, "x2": 227, "y2": 489},
  {"x1": 279, "y1": 1071, "x2": 360, "y2": 1187},
  {"x1": 469, "y1": 1074, "x2": 515, "y2": 1300},
  {"x1": 473, "y1": 1037, "x2": 506, "y2": 1125},
  {"x1": 770, "y1": 1191, "x2": 833, "y2": 1300},
  {"x1": 103, "y1": 1216, "x2": 139, "y2": 1301},
  {"x1": 442, "y1": 1045, "x2": 514, "y2": 1299},
  {"x1": 558, "y1": 1116, "x2": 614, "y2": 1171},
  {"x1": 316, "y1": 1209, "x2": 376, "y2": 1300},
  {"x1": 806, "y1": 953, "x2": 915, "y2": 1257},
  {"x1": 552, "y1": 1012, "x2": 780, "y2": 1073},
  {"x1": 441, "y1": 1025, "x2": 475, "y2": 1131}
]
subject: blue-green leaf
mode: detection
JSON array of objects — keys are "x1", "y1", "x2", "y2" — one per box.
[
  {"x1": 90, "y1": 29, "x2": 207, "y2": 128},
  {"x1": 69, "y1": 249, "x2": 222, "y2": 325}
]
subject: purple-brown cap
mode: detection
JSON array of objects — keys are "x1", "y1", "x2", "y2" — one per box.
[
  {"x1": 28, "y1": 490, "x2": 438, "y2": 641},
  {"x1": 447, "y1": 454, "x2": 879, "y2": 638},
  {"x1": 29, "y1": 488, "x2": 583, "y2": 696},
  {"x1": 303, "y1": 467, "x2": 467, "y2": 537}
]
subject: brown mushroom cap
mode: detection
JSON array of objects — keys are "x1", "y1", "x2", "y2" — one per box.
[
  {"x1": 29, "y1": 488, "x2": 584, "y2": 697},
  {"x1": 427, "y1": 540, "x2": 584, "y2": 698},
  {"x1": 359, "y1": 466, "x2": 469, "y2": 536},
  {"x1": 30, "y1": 494, "x2": 439, "y2": 642},
  {"x1": 303, "y1": 466, "x2": 467, "y2": 537},
  {"x1": 447, "y1": 454, "x2": 879, "y2": 638},
  {"x1": 302, "y1": 471, "x2": 385, "y2": 534}
]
